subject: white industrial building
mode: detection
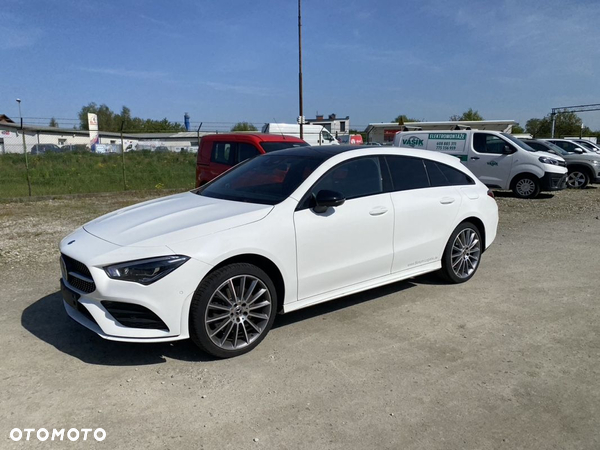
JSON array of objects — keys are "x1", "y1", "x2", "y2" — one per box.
[
  {"x1": 306, "y1": 113, "x2": 350, "y2": 138},
  {"x1": 0, "y1": 120, "x2": 208, "y2": 154}
]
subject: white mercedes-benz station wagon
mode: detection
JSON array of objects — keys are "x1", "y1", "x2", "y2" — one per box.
[{"x1": 59, "y1": 146, "x2": 498, "y2": 358}]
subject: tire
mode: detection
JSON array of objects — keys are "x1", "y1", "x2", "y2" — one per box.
[
  {"x1": 440, "y1": 222, "x2": 483, "y2": 284},
  {"x1": 566, "y1": 170, "x2": 589, "y2": 189},
  {"x1": 512, "y1": 175, "x2": 541, "y2": 199},
  {"x1": 189, "y1": 263, "x2": 277, "y2": 358}
]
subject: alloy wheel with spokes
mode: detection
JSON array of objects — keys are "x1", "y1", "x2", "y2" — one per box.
[
  {"x1": 451, "y1": 228, "x2": 481, "y2": 279},
  {"x1": 190, "y1": 263, "x2": 277, "y2": 358},
  {"x1": 205, "y1": 275, "x2": 272, "y2": 351},
  {"x1": 440, "y1": 222, "x2": 483, "y2": 283},
  {"x1": 566, "y1": 171, "x2": 588, "y2": 189}
]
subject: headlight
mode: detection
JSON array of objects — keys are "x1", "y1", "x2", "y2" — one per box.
[
  {"x1": 538, "y1": 156, "x2": 559, "y2": 165},
  {"x1": 104, "y1": 255, "x2": 190, "y2": 285}
]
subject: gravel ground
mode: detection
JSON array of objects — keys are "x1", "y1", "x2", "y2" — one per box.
[{"x1": 1, "y1": 187, "x2": 599, "y2": 449}]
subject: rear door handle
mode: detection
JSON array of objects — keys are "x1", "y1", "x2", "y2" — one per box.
[
  {"x1": 470, "y1": 156, "x2": 480, "y2": 160},
  {"x1": 369, "y1": 206, "x2": 388, "y2": 216},
  {"x1": 440, "y1": 197, "x2": 456, "y2": 205}
]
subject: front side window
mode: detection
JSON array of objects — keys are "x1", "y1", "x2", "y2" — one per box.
[
  {"x1": 237, "y1": 143, "x2": 260, "y2": 163},
  {"x1": 310, "y1": 157, "x2": 383, "y2": 200},
  {"x1": 211, "y1": 142, "x2": 235, "y2": 165},
  {"x1": 551, "y1": 141, "x2": 577, "y2": 152},
  {"x1": 385, "y1": 156, "x2": 429, "y2": 191},
  {"x1": 473, "y1": 133, "x2": 510, "y2": 154}
]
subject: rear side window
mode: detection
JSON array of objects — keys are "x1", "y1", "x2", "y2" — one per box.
[
  {"x1": 211, "y1": 142, "x2": 235, "y2": 165},
  {"x1": 237, "y1": 143, "x2": 261, "y2": 163},
  {"x1": 384, "y1": 156, "x2": 429, "y2": 191},
  {"x1": 424, "y1": 160, "x2": 474, "y2": 187}
]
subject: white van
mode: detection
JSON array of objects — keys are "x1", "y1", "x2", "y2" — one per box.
[
  {"x1": 394, "y1": 130, "x2": 567, "y2": 198},
  {"x1": 262, "y1": 123, "x2": 339, "y2": 146}
]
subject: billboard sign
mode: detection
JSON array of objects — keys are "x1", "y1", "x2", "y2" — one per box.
[{"x1": 88, "y1": 113, "x2": 99, "y2": 149}]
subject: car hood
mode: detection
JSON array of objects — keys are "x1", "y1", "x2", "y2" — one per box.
[{"x1": 83, "y1": 192, "x2": 273, "y2": 247}]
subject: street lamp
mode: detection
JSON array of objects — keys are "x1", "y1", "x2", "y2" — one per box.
[{"x1": 16, "y1": 98, "x2": 22, "y2": 122}]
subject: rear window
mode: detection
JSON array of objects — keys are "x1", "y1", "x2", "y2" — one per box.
[
  {"x1": 424, "y1": 160, "x2": 474, "y2": 187},
  {"x1": 260, "y1": 142, "x2": 309, "y2": 153}
]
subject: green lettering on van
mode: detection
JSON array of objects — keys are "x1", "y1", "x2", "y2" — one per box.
[
  {"x1": 428, "y1": 133, "x2": 466, "y2": 140},
  {"x1": 401, "y1": 136, "x2": 424, "y2": 148}
]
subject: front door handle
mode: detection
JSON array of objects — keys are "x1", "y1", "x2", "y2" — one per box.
[
  {"x1": 440, "y1": 197, "x2": 456, "y2": 205},
  {"x1": 470, "y1": 156, "x2": 480, "y2": 160},
  {"x1": 369, "y1": 206, "x2": 388, "y2": 216}
]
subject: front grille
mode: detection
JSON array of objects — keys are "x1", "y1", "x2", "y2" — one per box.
[
  {"x1": 102, "y1": 301, "x2": 169, "y2": 331},
  {"x1": 61, "y1": 254, "x2": 96, "y2": 293}
]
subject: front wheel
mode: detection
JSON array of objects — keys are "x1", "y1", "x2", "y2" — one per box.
[
  {"x1": 566, "y1": 170, "x2": 589, "y2": 189},
  {"x1": 440, "y1": 222, "x2": 483, "y2": 284},
  {"x1": 189, "y1": 263, "x2": 277, "y2": 358},
  {"x1": 512, "y1": 175, "x2": 541, "y2": 199}
]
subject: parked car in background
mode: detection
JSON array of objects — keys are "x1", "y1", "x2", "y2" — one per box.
[
  {"x1": 196, "y1": 133, "x2": 308, "y2": 186},
  {"x1": 566, "y1": 139, "x2": 600, "y2": 154},
  {"x1": 261, "y1": 123, "x2": 339, "y2": 146},
  {"x1": 60, "y1": 145, "x2": 498, "y2": 358},
  {"x1": 394, "y1": 130, "x2": 567, "y2": 199},
  {"x1": 31, "y1": 143, "x2": 63, "y2": 155},
  {"x1": 154, "y1": 146, "x2": 169, "y2": 153},
  {"x1": 60, "y1": 144, "x2": 90, "y2": 152},
  {"x1": 525, "y1": 139, "x2": 600, "y2": 189},
  {"x1": 542, "y1": 139, "x2": 596, "y2": 155}
]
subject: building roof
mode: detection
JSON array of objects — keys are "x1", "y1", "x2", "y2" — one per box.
[
  {"x1": 0, "y1": 114, "x2": 15, "y2": 123},
  {"x1": 365, "y1": 120, "x2": 517, "y2": 134}
]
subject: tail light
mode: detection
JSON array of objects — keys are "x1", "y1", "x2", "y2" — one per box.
[{"x1": 487, "y1": 189, "x2": 495, "y2": 199}]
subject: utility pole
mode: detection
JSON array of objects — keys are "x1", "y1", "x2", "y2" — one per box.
[
  {"x1": 298, "y1": 0, "x2": 304, "y2": 140},
  {"x1": 17, "y1": 99, "x2": 32, "y2": 197}
]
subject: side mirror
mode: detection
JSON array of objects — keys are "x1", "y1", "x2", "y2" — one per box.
[
  {"x1": 503, "y1": 145, "x2": 515, "y2": 154},
  {"x1": 574, "y1": 148, "x2": 584, "y2": 154},
  {"x1": 313, "y1": 190, "x2": 345, "y2": 213}
]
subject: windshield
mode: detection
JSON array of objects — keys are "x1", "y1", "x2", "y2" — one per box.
[
  {"x1": 502, "y1": 133, "x2": 537, "y2": 152},
  {"x1": 197, "y1": 153, "x2": 325, "y2": 205},
  {"x1": 260, "y1": 141, "x2": 309, "y2": 153}
]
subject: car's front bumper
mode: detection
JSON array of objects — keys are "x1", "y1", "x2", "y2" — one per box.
[
  {"x1": 59, "y1": 228, "x2": 212, "y2": 342},
  {"x1": 540, "y1": 172, "x2": 568, "y2": 191}
]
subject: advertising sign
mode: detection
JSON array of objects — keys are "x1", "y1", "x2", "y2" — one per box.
[{"x1": 87, "y1": 113, "x2": 99, "y2": 149}]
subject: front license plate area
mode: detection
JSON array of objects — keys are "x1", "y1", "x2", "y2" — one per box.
[{"x1": 61, "y1": 279, "x2": 81, "y2": 310}]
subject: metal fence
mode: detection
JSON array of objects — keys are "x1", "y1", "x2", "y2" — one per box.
[{"x1": 0, "y1": 129, "x2": 198, "y2": 199}]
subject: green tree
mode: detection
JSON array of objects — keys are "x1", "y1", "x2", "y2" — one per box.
[
  {"x1": 48, "y1": 117, "x2": 59, "y2": 128},
  {"x1": 450, "y1": 108, "x2": 483, "y2": 121},
  {"x1": 78, "y1": 103, "x2": 184, "y2": 132},
  {"x1": 512, "y1": 124, "x2": 525, "y2": 134},
  {"x1": 393, "y1": 115, "x2": 420, "y2": 124},
  {"x1": 231, "y1": 122, "x2": 258, "y2": 132},
  {"x1": 525, "y1": 111, "x2": 588, "y2": 138}
]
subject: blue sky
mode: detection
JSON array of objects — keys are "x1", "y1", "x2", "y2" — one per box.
[{"x1": 1, "y1": 0, "x2": 599, "y2": 131}]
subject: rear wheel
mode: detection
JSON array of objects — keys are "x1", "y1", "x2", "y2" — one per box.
[
  {"x1": 189, "y1": 263, "x2": 277, "y2": 358},
  {"x1": 440, "y1": 222, "x2": 482, "y2": 284},
  {"x1": 512, "y1": 175, "x2": 541, "y2": 199},
  {"x1": 566, "y1": 170, "x2": 589, "y2": 189}
]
